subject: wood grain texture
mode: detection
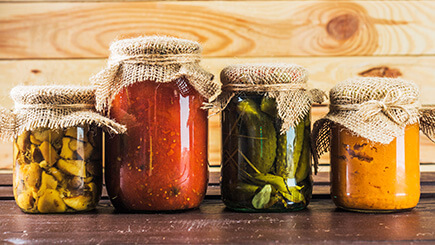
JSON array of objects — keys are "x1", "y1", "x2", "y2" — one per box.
[
  {"x1": 1, "y1": 56, "x2": 435, "y2": 108},
  {"x1": 0, "y1": 199, "x2": 435, "y2": 244},
  {"x1": 0, "y1": 1, "x2": 434, "y2": 58}
]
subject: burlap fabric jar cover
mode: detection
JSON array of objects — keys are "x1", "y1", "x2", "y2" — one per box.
[
  {"x1": 0, "y1": 85, "x2": 126, "y2": 213},
  {"x1": 312, "y1": 77, "x2": 435, "y2": 162},
  {"x1": 91, "y1": 36, "x2": 221, "y2": 114},
  {"x1": 213, "y1": 63, "x2": 326, "y2": 211}
]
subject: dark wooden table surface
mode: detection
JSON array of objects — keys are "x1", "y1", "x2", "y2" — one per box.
[
  {"x1": 1, "y1": 199, "x2": 435, "y2": 244},
  {"x1": 1, "y1": 173, "x2": 435, "y2": 244}
]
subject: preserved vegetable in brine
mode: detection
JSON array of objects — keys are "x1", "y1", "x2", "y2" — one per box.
[
  {"x1": 13, "y1": 126, "x2": 102, "y2": 213},
  {"x1": 221, "y1": 95, "x2": 311, "y2": 211},
  {"x1": 2, "y1": 85, "x2": 125, "y2": 214},
  {"x1": 214, "y1": 64, "x2": 325, "y2": 212}
]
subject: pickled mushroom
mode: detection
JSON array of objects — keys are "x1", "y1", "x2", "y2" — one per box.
[
  {"x1": 69, "y1": 176, "x2": 84, "y2": 189},
  {"x1": 65, "y1": 128, "x2": 88, "y2": 142},
  {"x1": 16, "y1": 189, "x2": 35, "y2": 211},
  {"x1": 33, "y1": 129, "x2": 50, "y2": 142},
  {"x1": 68, "y1": 138, "x2": 78, "y2": 151},
  {"x1": 30, "y1": 144, "x2": 44, "y2": 163},
  {"x1": 64, "y1": 195, "x2": 92, "y2": 211},
  {"x1": 60, "y1": 137, "x2": 75, "y2": 159},
  {"x1": 37, "y1": 189, "x2": 66, "y2": 213},
  {"x1": 77, "y1": 143, "x2": 93, "y2": 161},
  {"x1": 30, "y1": 134, "x2": 42, "y2": 145},
  {"x1": 17, "y1": 131, "x2": 30, "y2": 152},
  {"x1": 25, "y1": 162, "x2": 42, "y2": 190},
  {"x1": 13, "y1": 127, "x2": 102, "y2": 213},
  {"x1": 48, "y1": 167, "x2": 64, "y2": 182},
  {"x1": 38, "y1": 171, "x2": 58, "y2": 195},
  {"x1": 39, "y1": 141, "x2": 59, "y2": 166},
  {"x1": 57, "y1": 159, "x2": 86, "y2": 177}
]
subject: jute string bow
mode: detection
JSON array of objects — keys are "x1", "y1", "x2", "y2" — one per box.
[
  {"x1": 329, "y1": 90, "x2": 418, "y2": 126},
  {"x1": 312, "y1": 77, "x2": 435, "y2": 168},
  {"x1": 91, "y1": 36, "x2": 221, "y2": 115}
]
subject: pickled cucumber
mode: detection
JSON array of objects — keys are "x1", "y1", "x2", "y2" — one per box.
[
  {"x1": 222, "y1": 95, "x2": 312, "y2": 211},
  {"x1": 295, "y1": 118, "x2": 311, "y2": 182},
  {"x1": 12, "y1": 126, "x2": 102, "y2": 213},
  {"x1": 291, "y1": 120, "x2": 306, "y2": 178},
  {"x1": 237, "y1": 99, "x2": 277, "y2": 174},
  {"x1": 260, "y1": 97, "x2": 291, "y2": 178},
  {"x1": 260, "y1": 97, "x2": 278, "y2": 117}
]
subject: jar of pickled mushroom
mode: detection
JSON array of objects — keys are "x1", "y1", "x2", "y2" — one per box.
[
  {"x1": 312, "y1": 77, "x2": 435, "y2": 212},
  {"x1": 213, "y1": 64, "x2": 325, "y2": 212},
  {"x1": 92, "y1": 36, "x2": 221, "y2": 212},
  {"x1": 2, "y1": 86, "x2": 125, "y2": 213}
]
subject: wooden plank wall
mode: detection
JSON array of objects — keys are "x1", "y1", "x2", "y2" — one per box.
[{"x1": 0, "y1": 1, "x2": 434, "y2": 173}]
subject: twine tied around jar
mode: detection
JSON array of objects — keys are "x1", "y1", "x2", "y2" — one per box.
[
  {"x1": 221, "y1": 83, "x2": 308, "y2": 92},
  {"x1": 91, "y1": 36, "x2": 221, "y2": 115},
  {"x1": 209, "y1": 63, "x2": 327, "y2": 134},
  {"x1": 0, "y1": 85, "x2": 126, "y2": 142},
  {"x1": 311, "y1": 77, "x2": 435, "y2": 168},
  {"x1": 329, "y1": 90, "x2": 419, "y2": 126},
  {"x1": 111, "y1": 53, "x2": 202, "y2": 65},
  {"x1": 14, "y1": 103, "x2": 95, "y2": 110}
]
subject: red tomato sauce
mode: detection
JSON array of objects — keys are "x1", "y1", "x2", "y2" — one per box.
[{"x1": 105, "y1": 78, "x2": 208, "y2": 211}]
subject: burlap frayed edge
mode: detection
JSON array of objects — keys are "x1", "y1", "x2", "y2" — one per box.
[
  {"x1": 0, "y1": 109, "x2": 126, "y2": 142},
  {"x1": 420, "y1": 106, "x2": 435, "y2": 143},
  {"x1": 210, "y1": 88, "x2": 326, "y2": 134},
  {"x1": 0, "y1": 107, "x2": 16, "y2": 142},
  {"x1": 93, "y1": 63, "x2": 219, "y2": 115},
  {"x1": 311, "y1": 111, "x2": 423, "y2": 169}
]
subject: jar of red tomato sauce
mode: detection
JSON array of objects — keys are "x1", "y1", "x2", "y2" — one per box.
[{"x1": 92, "y1": 36, "x2": 221, "y2": 211}]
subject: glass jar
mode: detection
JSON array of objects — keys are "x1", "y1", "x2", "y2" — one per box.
[
  {"x1": 13, "y1": 126, "x2": 102, "y2": 213},
  {"x1": 105, "y1": 78, "x2": 208, "y2": 211},
  {"x1": 330, "y1": 123, "x2": 420, "y2": 212},
  {"x1": 221, "y1": 93, "x2": 312, "y2": 212}
]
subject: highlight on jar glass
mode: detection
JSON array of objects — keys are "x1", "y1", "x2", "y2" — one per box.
[
  {"x1": 212, "y1": 63, "x2": 326, "y2": 212},
  {"x1": 0, "y1": 86, "x2": 125, "y2": 213},
  {"x1": 312, "y1": 77, "x2": 435, "y2": 213},
  {"x1": 92, "y1": 36, "x2": 221, "y2": 212}
]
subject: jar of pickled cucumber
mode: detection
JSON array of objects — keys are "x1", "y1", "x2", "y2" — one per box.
[
  {"x1": 3, "y1": 86, "x2": 125, "y2": 213},
  {"x1": 92, "y1": 36, "x2": 221, "y2": 212},
  {"x1": 312, "y1": 77, "x2": 435, "y2": 213},
  {"x1": 215, "y1": 64, "x2": 325, "y2": 212}
]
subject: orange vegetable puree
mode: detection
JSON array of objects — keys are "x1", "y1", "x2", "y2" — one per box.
[{"x1": 330, "y1": 123, "x2": 420, "y2": 211}]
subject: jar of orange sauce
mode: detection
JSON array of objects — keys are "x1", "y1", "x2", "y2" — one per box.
[
  {"x1": 330, "y1": 123, "x2": 420, "y2": 212},
  {"x1": 312, "y1": 77, "x2": 426, "y2": 212}
]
